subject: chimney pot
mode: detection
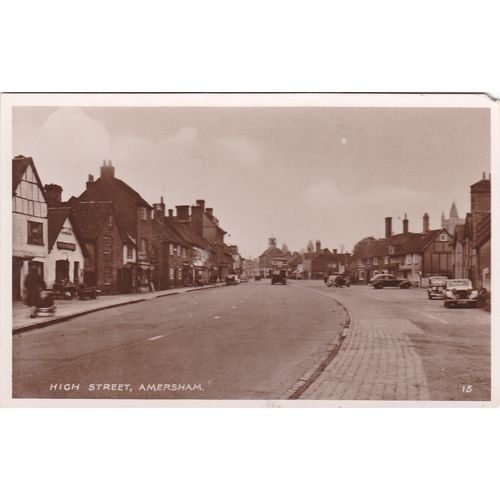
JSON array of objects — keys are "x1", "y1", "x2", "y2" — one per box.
[
  {"x1": 403, "y1": 214, "x2": 409, "y2": 235},
  {"x1": 423, "y1": 213, "x2": 430, "y2": 233},
  {"x1": 385, "y1": 217, "x2": 392, "y2": 239}
]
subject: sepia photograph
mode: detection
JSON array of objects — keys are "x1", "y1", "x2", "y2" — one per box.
[{"x1": 0, "y1": 93, "x2": 497, "y2": 406}]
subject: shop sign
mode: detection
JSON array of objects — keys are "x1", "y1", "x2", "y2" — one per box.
[{"x1": 57, "y1": 241, "x2": 76, "y2": 251}]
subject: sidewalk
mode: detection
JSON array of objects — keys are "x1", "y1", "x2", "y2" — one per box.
[{"x1": 13, "y1": 283, "x2": 225, "y2": 334}]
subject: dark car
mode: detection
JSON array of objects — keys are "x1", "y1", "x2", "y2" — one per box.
[
  {"x1": 371, "y1": 273, "x2": 411, "y2": 289},
  {"x1": 427, "y1": 276, "x2": 448, "y2": 299}
]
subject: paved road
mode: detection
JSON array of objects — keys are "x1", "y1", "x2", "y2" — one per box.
[
  {"x1": 294, "y1": 281, "x2": 490, "y2": 401},
  {"x1": 13, "y1": 280, "x2": 490, "y2": 401},
  {"x1": 13, "y1": 281, "x2": 345, "y2": 399}
]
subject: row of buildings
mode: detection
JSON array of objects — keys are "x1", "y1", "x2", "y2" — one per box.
[
  {"x1": 12, "y1": 156, "x2": 242, "y2": 300},
  {"x1": 255, "y1": 173, "x2": 491, "y2": 290}
]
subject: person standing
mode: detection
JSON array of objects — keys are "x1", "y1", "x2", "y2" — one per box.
[{"x1": 23, "y1": 265, "x2": 45, "y2": 318}]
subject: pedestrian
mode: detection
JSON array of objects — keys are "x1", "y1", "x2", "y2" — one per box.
[{"x1": 23, "y1": 265, "x2": 46, "y2": 318}]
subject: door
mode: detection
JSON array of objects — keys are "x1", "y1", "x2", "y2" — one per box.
[{"x1": 55, "y1": 259, "x2": 70, "y2": 282}]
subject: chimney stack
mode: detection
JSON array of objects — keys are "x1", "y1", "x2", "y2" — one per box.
[
  {"x1": 153, "y1": 198, "x2": 165, "y2": 222},
  {"x1": 423, "y1": 213, "x2": 430, "y2": 233},
  {"x1": 44, "y1": 184, "x2": 63, "y2": 207},
  {"x1": 206, "y1": 208, "x2": 213, "y2": 216},
  {"x1": 385, "y1": 217, "x2": 392, "y2": 239},
  {"x1": 332, "y1": 248, "x2": 337, "y2": 254},
  {"x1": 175, "y1": 205, "x2": 190, "y2": 224},
  {"x1": 196, "y1": 199, "x2": 205, "y2": 210},
  {"x1": 86, "y1": 174, "x2": 95, "y2": 190},
  {"x1": 315, "y1": 240, "x2": 321, "y2": 254},
  {"x1": 100, "y1": 159, "x2": 115, "y2": 180},
  {"x1": 168, "y1": 209, "x2": 173, "y2": 217},
  {"x1": 403, "y1": 213, "x2": 409, "y2": 235},
  {"x1": 482, "y1": 171, "x2": 486, "y2": 180}
]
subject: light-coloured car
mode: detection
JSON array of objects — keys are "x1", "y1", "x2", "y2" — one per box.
[{"x1": 443, "y1": 279, "x2": 478, "y2": 308}]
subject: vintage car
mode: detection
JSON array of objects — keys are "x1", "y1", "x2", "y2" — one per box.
[
  {"x1": 371, "y1": 273, "x2": 411, "y2": 289},
  {"x1": 254, "y1": 275, "x2": 262, "y2": 281},
  {"x1": 225, "y1": 274, "x2": 240, "y2": 285},
  {"x1": 443, "y1": 279, "x2": 478, "y2": 308},
  {"x1": 326, "y1": 274, "x2": 351, "y2": 288},
  {"x1": 427, "y1": 276, "x2": 449, "y2": 299}
]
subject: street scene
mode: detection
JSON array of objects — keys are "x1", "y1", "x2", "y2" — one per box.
[{"x1": 10, "y1": 100, "x2": 492, "y2": 402}]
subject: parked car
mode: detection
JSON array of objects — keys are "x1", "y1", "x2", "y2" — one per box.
[
  {"x1": 326, "y1": 274, "x2": 351, "y2": 288},
  {"x1": 239, "y1": 276, "x2": 249, "y2": 283},
  {"x1": 371, "y1": 273, "x2": 411, "y2": 289},
  {"x1": 427, "y1": 276, "x2": 448, "y2": 299},
  {"x1": 254, "y1": 275, "x2": 262, "y2": 281},
  {"x1": 443, "y1": 279, "x2": 478, "y2": 308},
  {"x1": 226, "y1": 274, "x2": 240, "y2": 285}
]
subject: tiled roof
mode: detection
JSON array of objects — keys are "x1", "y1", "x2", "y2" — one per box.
[
  {"x1": 164, "y1": 219, "x2": 212, "y2": 250},
  {"x1": 353, "y1": 229, "x2": 446, "y2": 259},
  {"x1": 80, "y1": 176, "x2": 151, "y2": 208},
  {"x1": 259, "y1": 246, "x2": 285, "y2": 259},
  {"x1": 153, "y1": 219, "x2": 184, "y2": 246},
  {"x1": 68, "y1": 200, "x2": 116, "y2": 241},
  {"x1": 47, "y1": 207, "x2": 89, "y2": 256},
  {"x1": 47, "y1": 207, "x2": 72, "y2": 250}
]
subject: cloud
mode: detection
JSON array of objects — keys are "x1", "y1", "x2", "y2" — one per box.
[{"x1": 13, "y1": 107, "x2": 111, "y2": 197}]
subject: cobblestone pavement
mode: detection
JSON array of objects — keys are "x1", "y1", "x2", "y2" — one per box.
[{"x1": 293, "y1": 282, "x2": 489, "y2": 401}]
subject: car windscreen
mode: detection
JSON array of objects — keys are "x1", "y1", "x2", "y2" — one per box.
[{"x1": 446, "y1": 280, "x2": 471, "y2": 288}]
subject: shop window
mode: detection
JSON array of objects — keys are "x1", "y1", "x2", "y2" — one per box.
[{"x1": 27, "y1": 220, "x2": 43, "y2": 245}]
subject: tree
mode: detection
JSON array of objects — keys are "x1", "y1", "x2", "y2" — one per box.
[{"x1": 306, "y1": 240, "x2": 314, "y2": 253}]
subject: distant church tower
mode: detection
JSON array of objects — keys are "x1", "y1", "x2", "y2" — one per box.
[{"x1": 441, "y1": 200, "x2": 464, "y2": 234}]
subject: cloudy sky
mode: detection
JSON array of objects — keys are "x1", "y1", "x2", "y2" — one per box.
[{"x1": 13, "y1": 105, "x2": 490, "y2": 258}]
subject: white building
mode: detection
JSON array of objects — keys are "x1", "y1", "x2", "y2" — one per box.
[
  {"x1": 46, "y1": 207, "x2": 86, "y2": 287},
  {"x1": 12, "y1": 156, "x2": 49, "y2": 300}
]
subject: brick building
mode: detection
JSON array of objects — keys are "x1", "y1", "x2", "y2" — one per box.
[
  {"x1": 68, "y1": 200, "x2": 128, "y2": 294},
  {"x1": 310, "y1": 244, "x2": 351, "y2": 280},
  {"x1": 78, "y1": 161, "x2": 153, "y2": 291},
  {"x1": 452, "y1": 173, "x2": 491, "y2": 289}
]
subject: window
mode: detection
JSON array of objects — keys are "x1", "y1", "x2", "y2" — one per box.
[
  {"x1": 27, "y1": 221, "x2": 43, "y2": 245},
  {"x1": 389, "y1": 245, "x2": 395, "y2": 255},
  {"x1": 406, "y1": 255, "x2": 412, "y2": 265},
  {"x1": 127, "y1": 245, "x2": 133, "y2": 259},
  {"x1": 384, "y1": 256, "x2": 389, "y2": 265},
  {"x1": 103, "y1": 267, "x2": 113, "y2": 285},
  {"x1": 141, "y1": 207, "x2": 147, "y2": 220},
  {"x1": 103, "y1": 236, "x2": 112, "y2": 255},
  {"x1": 169, "y1": 243, "x2": 173, "y2": 256},
  {"x1": 439, "y1": 233, "x2": 448, "y2": 242},
  {"x1": 108, "y1": 214, "x2": 113, "y2": 226},
  {"x1": 373, "y1": 257, "x2": 378, "y2": 265},
  {"x1": 140, "y1": 238, "x2": 147, "y2": 253}
]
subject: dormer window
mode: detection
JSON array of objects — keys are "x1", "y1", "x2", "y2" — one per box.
[{"x1": 439, "y1": 233, "x2": 448, "y2": 241}]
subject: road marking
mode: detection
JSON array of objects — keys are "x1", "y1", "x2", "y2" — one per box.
[
  {"x1": 148, "y1": 335, "x2": 164, "y2": 341},
  {"x1": 421, "y1": 313, "x2": 448, "y2": 324}
]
